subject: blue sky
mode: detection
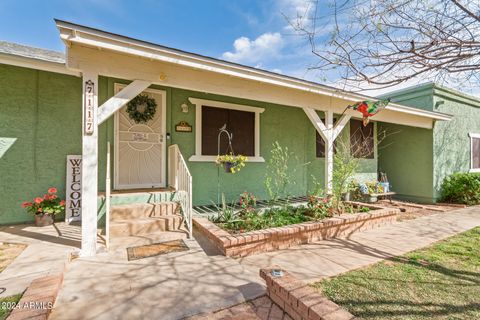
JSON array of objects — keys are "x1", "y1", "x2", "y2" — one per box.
[{"x1": 0, "y1": 0, "x2": 324, "y2": 81}]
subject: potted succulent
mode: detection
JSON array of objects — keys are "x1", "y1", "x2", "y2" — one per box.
[
  {"x1": 22, "y1": 187, "x2": 65, "y2": 227},
  {"x1": 342, "y1": 180, "x2": 359, "y2": 201},
  {"x1": 361, "y1": 181, "x2": 379, "y2": 203},
  {"x1": 216, "y1": 153, "x2": 248, "y2": 173}
]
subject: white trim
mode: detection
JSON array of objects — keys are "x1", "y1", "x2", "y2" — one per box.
[
  {"x1": 468, "y1": 132, "x2": 480, "y2": 139},
  {"x1": 303, "y1": 107, "x2": 350, "y2": 193},
  {"x1": 189, "y1": 155, "x2": 265, "y2": 162},
  {"x1": 188, "y1": 98, "x2": 265, "y2": 113},
  {"x1": 55, "y1": 20, "x2": 452, "y2": 122},
  {"x1": 0, "y1": 52, "x2": 80, "y2": 76},
  {"x1": 80, "y1": 71, "x2": 98, "y2": 257},
  {"x1": 98, "y1": 80, "x2": 152, "y2": 124},
  {"x1": 333, "y1": 114, "x2": 352, "y2": 140},
  {"x1": 188, "y1": 98, "x2": 264, "y2": 162},
  {"x1": 469, "y1": 132, "x2": 480, "y2": 172},
  {"x1": 303, "y1": 108, "x2": 328, "y2": 141},
  {"x1": 113, "y1": 83, "x2": 167, "y2": 189}
]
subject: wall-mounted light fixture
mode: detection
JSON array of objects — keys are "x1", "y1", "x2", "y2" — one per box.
[{"x1": 181, "y1": 103, "x2": 189, "y2": 113}]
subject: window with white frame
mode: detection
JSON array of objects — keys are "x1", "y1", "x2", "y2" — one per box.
[
  {"x1": 188, "y1": 98, "x2": 265, "y2": 162},
  {"x1": 470, "y1": 133, "x2": 480, "y2": 172}
]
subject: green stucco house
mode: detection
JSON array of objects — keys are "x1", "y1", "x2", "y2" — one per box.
[
  {"x1": 4, "y1": 20, "x2": 479, "y2": 257},
  {"x1": 378, "y1": 84, "x2": 480, "y2": 203}
]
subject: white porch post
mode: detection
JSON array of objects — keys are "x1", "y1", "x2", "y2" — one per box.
[
  {"x1": 79, "y1": 79, "x2": 151, "y2": 256},
  {"x1": 81, "y1": 71, "x2": 99, "y2": 257},
  {"x1": 303, "y1": 108, "x2": 351, "y2": 194},
  {"x1": 324, "y1": 111, "x2": 334, "y2": 193}
]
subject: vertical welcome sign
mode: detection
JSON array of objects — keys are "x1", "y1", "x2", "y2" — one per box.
[{"x1": 66, "y1": 155, "x2": 82, "y2": 223}]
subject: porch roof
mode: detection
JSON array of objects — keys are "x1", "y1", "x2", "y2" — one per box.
[{"x1": 55, "y1": 19, "x2": 452, "y2": 128}]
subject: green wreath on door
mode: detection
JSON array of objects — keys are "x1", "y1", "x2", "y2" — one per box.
[{"x1": 126, "y1": 94, "x2": 157, "y2": 124}]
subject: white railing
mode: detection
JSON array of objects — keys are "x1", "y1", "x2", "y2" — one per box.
[
  {"x1": 105, "y1": 141, "x2": 111, "y2": 249},
  {"x1": 168, "y1": 144, "x2": 193, "y2": 238}
]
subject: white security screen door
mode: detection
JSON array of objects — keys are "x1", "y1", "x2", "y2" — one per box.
[{"x1": 114, "y1": 85, "x2": 166, "y2": 189}]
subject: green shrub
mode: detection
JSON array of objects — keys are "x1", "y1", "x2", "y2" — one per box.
[{"x1": 440, "y1": 172, "x2": 480, "y2": 205}]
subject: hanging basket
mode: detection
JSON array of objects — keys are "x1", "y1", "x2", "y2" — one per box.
[
  {"x1": 223, "y1": 162, "x2": 235, "y2": 173},
  {"x1": 216, "y1": 154, "x2": 248, "y2": 174}
]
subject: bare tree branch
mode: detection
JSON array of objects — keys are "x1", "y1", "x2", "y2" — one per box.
[{"x1": 289, "y1": 0, "x2": 480, "y2": 90}]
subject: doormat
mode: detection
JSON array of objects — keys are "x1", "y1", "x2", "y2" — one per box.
[{"x1": 126, "y1": 239, "x2": 189, "y2": 261}]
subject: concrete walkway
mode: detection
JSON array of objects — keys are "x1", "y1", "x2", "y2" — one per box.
[
  {"x1": 239, "y1": 205, "x2": 480, "y2": 282},
  {"x1": 4, "y1": 206, "x2": 478, "y2": 319},
  {"x1": 0, "y1": 223, "x2": 78, "y2": 298},
  {"x1": 50, "y1": 232, "x2": 265, "y2": 320}
]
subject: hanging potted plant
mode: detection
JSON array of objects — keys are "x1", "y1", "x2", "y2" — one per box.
[
  {"x1": 216, "y1": 153, "x2": 248, "y2": 173},
  {"x1": 22, "y1": 187, "x2": 65, "y2": 227}
]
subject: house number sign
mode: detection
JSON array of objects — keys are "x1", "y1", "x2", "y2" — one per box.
[{"x1": 84, "y1": 80, "x2": 95, "y2": 135}]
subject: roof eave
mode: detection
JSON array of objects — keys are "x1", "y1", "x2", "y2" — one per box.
[
  {"x1": 0, "y1": 51, "x2": 80, "y2": 77},
  {"x1": 55, "y1": 19, "x2": 452, "y2": 122}
]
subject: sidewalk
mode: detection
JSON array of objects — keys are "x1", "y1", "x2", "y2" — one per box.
[
  {"x1": 0, "y1": 223, "x2": 77, "y2": 298},
  {"x1": 50, "y1": 234, "x2": 265, "y2": 320},
  {"x1": 239, "y1": 205, "x2": 480, "y2": 282}
]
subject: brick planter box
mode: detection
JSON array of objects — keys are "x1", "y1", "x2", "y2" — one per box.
[
  {"x1": 194, "y1": 205, "x2": 400, "y2": 258},
  {"x1": 260, "y1": 266, "x2": 356, "y2": 320}
]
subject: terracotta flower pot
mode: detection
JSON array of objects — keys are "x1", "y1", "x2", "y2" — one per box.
[{"x1": 34, "y1": 214, "x2": 54, "y2": 227}]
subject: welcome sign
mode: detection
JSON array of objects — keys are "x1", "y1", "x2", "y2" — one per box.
[{"x1": 66, "y1": 155, "x2": 82, "y2": 223}]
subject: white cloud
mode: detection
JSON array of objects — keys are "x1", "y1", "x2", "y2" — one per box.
[
  {"x1": 278, "y1": 0, "x2": 314, "y2": 30},
  {"x1": 221, "y1": 32, "x2": 284, "y2": 64}
]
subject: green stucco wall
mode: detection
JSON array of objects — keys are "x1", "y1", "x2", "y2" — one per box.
[
  {"x1": 380, "y1": 83, "x2": 480, "y2": 203},
  {"x1": 378, "y1": 123, "x2": 434, "y2": 202},
  {"x1": 106, "y1": 82, "x2": 378, "y2": 206},
  {"x1": 432, "y1": 90, "x2": 480, "y2": 200},
  {"x1": 0, "y1": 65, "x2": 377, "y2": 225},
  {"x1": 0, "y1": 64, "x2": 82, "y2": 224}
]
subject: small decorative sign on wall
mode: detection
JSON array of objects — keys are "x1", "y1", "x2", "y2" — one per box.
[
  {"x1": 175, "y1": 121, "x2": 192, "y2": 132},
  {"x1": 84, "y1": 80, "x2": 95, "y2": 135},
  {"x1": 66, "y1": 155, "x2": 82, "y2": 223}
]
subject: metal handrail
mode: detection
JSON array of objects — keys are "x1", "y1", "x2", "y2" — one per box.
[{"x1": 168, "y1": 144, "x2": 193, "y2": 238}]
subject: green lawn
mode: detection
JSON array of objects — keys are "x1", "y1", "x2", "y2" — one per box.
[
  {"x1": 312, "y1": 227, "x2": 480, "y2": 320},
  {"x1": 0, "y1": 294, "x2": 22, "y2": 320}
]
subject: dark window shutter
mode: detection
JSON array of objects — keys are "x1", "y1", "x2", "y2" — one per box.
[
  {"x1": 350, "y1": 119, "x2": 374, "y2": 159},
  {"x1": 201, "y1": 106, "x2": 255, "y2": 156},
  {"x1": 228, "y1": 109, "x2": 255, "y2": 156},
  {"x1": 473, "y1": 137, "x2": 480, "y2": 169}
]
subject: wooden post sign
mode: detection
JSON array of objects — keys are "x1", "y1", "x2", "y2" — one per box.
[
  {"x1": 65, "y1": 155, "x2": 82, "y2": 223},
  {"x1": 84, "y1": 80, "x2": 95, "y2": 135}
]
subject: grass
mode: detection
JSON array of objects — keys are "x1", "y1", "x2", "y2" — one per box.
[
  {"x1": 0, "y1": 294, "x2": 22, "y2": 320},
  {"x1": 312, "y1": 226, "x2": 480, "y2": 319}
]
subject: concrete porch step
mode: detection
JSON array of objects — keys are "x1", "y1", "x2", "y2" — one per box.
[
  {"x1": 110, "y1": 216, "x2": 184, "y2": 237},
  {"x1": 109, "y1": 230, "x2": 188, "y2": 251},
  {"x1": 110, "y1": 202, "x2": 180, "y2": 221}
]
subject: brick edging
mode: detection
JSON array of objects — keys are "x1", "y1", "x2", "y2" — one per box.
[
  {"x1": 7, "y1": 272, "x2": 64, "y2": 320},
  {"x1": 194, "y1": 206, "x2": 399, "y2": 257},
  {"x1": 260, "y1": 266, "x2": 355, "y2": 320}
]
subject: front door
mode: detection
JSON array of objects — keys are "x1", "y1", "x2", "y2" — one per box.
[{"x1": 114, "y1": 85, "x2": 166, "y2": 189}]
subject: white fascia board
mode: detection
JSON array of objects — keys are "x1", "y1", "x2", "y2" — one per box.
[
  {"x1": 0, "y1": 52, "x2": 80, "y2": 77},
  {"x1": 386, "y1": 103, "x2": 453, "y2": 121},
  {"x1": 55, "y1": 20, "x2": 453, "y2": 122}
]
